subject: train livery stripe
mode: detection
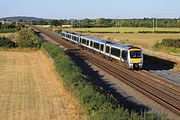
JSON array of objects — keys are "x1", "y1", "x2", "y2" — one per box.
[
  {"x1": 130, "y1": 58, "x2": 142, "y2": 63},
  {"x1": 130, "y1": 49, "x2": 141, "y2": 51}
]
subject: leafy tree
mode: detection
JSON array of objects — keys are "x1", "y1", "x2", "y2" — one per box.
[
  {"x1": 50, "y1": 20, "x2": 60, "y2": 26},
  {"x1": 95, "y1": 18, "x2": 106, "y2": 27},
  {"x1": 16, "y1": 28, "x2": 42, "y2": 47}
]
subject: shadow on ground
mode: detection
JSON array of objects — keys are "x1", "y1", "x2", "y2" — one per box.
[
  {"x1": 66, "y1": 51, "x2": 149, "y2": 114},
  {"x1": 143, "y1": 54, "x2": 176, "y2": 71}
]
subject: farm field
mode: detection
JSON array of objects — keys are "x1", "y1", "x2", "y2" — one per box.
[
  {"x1": 64, "y1": 27, "x2": 180, "y2": 48},
  {"x1": 0, "y1": 50, "x2": 84, "y2": 120},
  {"x1": 81, "y1": 33, "x2": 180, "y2": 48},
  {"x1": 64, "y1": 27, "x2": 180, "y2": 56},
  {"x1": 0, "y1": 33, "x2": 15, "y2": 38},
  {"x1": 64, "y1": 27, "x2": 180, "y2": 33}
]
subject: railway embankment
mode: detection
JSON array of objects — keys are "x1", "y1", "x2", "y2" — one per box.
[{"x1": 41, "y1": 41, "x2": 170, "y2": 120}]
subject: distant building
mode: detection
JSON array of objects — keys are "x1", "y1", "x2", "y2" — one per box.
[
  {"x1": 61, "y1": 25, "x2": 72, "y2": 28},
  {"x1": 0, "y1": 20, "x2": 13, "y2": 25},
  {"x1": 15, "y1": 21, "x2": 25, "y2": 26},
  {"x1": 38, "y1": 25, "x2": 51, "y2": 28}
]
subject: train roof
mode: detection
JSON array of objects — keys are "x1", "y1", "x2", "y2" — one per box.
[
  {"x1": 82, "y1": 35, "x2": 133, "y2": 49},
  {"x1": 62, "y1": 30, "x2": 140, "y2": 50},
  {"x1": 106, "y1": 42, "x2": 133, "y2": 49},
  {"x1": 62, "y1": 30, "x2": 82, "y2": 36}
]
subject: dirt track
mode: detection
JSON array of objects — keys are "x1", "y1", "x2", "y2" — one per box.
[{"x1": 0, "y1": 50, "x2": 85, "y2": 120}]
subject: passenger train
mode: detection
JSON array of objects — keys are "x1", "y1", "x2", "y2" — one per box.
[{"x1": 61, "y1": 30, "x2": 143, "y2": 69}]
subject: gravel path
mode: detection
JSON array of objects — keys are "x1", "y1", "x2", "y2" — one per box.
[{"x1": 0, "y1": 51, "x2": 85, "y2": 120}]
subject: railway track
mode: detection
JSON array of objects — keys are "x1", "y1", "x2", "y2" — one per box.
[{"x1": 33, "y1": 26, "x2": 180, "y2": 116}]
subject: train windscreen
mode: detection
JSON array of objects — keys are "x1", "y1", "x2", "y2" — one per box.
[{"x1": 130, "y1": 51, "x2": 142, "y2": 58}]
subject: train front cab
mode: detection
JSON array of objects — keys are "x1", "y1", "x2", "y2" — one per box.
[{"x1": 128, "y1": 48, "x2": 143, "y2": 69}]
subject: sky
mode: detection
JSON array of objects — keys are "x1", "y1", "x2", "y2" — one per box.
[{"x1": 0, "y1": 0, "x2": 180, "y2": 19}]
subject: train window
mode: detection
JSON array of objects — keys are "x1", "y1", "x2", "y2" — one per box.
[
  {"x1": 94, "y1": 42, "x2": 100, "y2": 50},
  {"x1": 130, "y1": 51, "x2": 142, "y2": 58},
  {"x1": 76, "y1": 37, "x2": 78, "y2": 41},
  {"x1": 74, "y1": 36, "x2": 77, "y2": 41},
  {"x1": 111, "y1": 47, "x2": 120, "y2": 57},
  {"x1": 76, "y1": 37, "x2": 79, "y2": 41},
  {"x1": 62, "y1": 33, "x2": 65, "y2": 36},
  {"x1": 90, "y1": 41, "x2": 93, "y2": 47},
  {"x1": 106, "y1": 46, "x2": 110, "y2": 53},
  {"x1": 100, "y1": 44, "x2": 104, "y2": 51},
  {"x1": 82, "y1": 39, "x2": 86, "y2": 44},
  {"x1": 86, "y1": 40, "x2": 89, "y2": 46},
  {"x1": 122, "y1": 50, "x2": 127, "y2": 60}
]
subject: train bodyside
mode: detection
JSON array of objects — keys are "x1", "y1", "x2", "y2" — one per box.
[
  {"x1": 61, "y1": 30, "x2": 143, "y2": 69},
  {"x1": 61, "y1": 31, "x2": 80, "y2": 44}
]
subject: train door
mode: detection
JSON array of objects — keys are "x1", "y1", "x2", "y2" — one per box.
[{"x1": 122, "y1": 50, "x2": 128, "y2": 63}]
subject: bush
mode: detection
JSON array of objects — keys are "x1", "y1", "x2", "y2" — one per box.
[
  {"x1": 154, "y1": 39, "x2": 180, "y2": 54},
  {"x1": 0, "y1": 36, "x2": 15, "y2": 48},
  {"x1": 16, "y1": 28, "x2": 43, "y2": 48},
  {"x1": 42, "y1": 42, "x2": 167, "y2": 120},
  {"x1": 160, "y1": 39, "x2": 180, "y2": 48},
  {"x1": 138, "y1": 31, "x2": 180, "y2": 34}
]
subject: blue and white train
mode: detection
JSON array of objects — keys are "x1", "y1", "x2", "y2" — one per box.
[{"x1": 61, "y1": 30, "x2": 143, "y2": 69}]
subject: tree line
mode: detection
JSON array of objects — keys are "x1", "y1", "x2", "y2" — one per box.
[
  {"x1": 27, "y1": 18, "x2": 180, "y2": 28},
  {"x1": 0, "y1": 22, "x2": 23, "y2": 33}
]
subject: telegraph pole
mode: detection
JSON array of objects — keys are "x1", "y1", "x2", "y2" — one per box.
[
  {"x1": 118, "y1": 19, "x2": 120, "y2": 27},
  {"x1": 153, "y1": 14, "x2": 155, "y2": 33},
  {"x1": 156, "y1": 14, "x2": 158, "y2": 31},
  {"x1": 116, "y1": 19, "x2": 118, "y2": 27}
]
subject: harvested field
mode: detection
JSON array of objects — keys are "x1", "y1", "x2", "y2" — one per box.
[
  {"x1": 0, "y1": 50, "x2": 85, "y2": 120},
  {"x1": 0, "y1": 33, "x2": 15, "y2": 37},
  {"x1": 80, "y1": 33, "x2": 180, "y2": 49},
  {"x1": 64, "y1": 27, "x2": 180, "y2": 50}
]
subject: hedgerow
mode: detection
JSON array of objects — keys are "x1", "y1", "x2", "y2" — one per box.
[
  {"x1": 154, "y1": 39, "x2": 180, "y2": 54},
  {"x1": 42, "y1": 42, "x2": 168, "y2": 120},
  {"x1": 0, "y1": 28, "x2": 20, "y2": 33},
  {"x1": 160, "y1": 39, "x2": 180, "y2": 48},
  {"x1": 16, "y1": 28, "x2": 43, "y2": 48},
  {"x1": 0, "y1": 36, "x2": 15, "y2": 48},
  {"x1": 138, "y1": 31, "x2": 180, "y2": 33}
]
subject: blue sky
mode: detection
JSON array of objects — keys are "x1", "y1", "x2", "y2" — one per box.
[{"x1": 1, "y1": 0, "x2": 180, "y2": 19}]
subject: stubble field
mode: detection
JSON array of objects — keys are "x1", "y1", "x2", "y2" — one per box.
[{"x1": 0, "y1": 50, "x2": 84, "y2": 120}]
